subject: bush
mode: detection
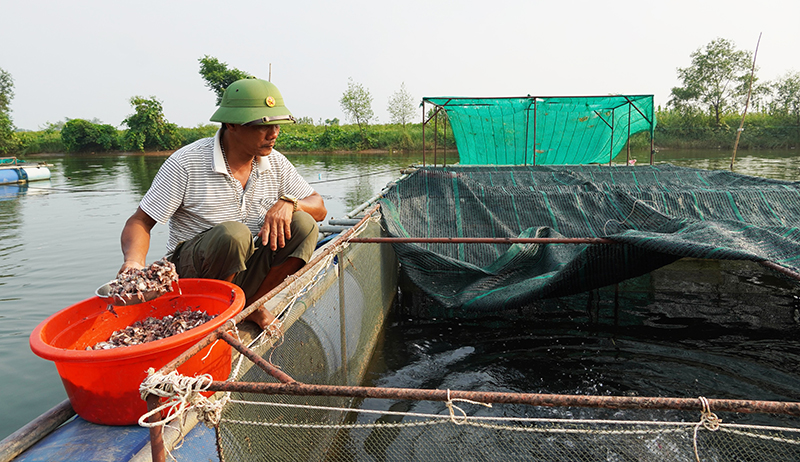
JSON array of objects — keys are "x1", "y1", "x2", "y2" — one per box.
[
  {"x1": 122, "y1": 96, "x2": 184, "y2": 152},
  {"x1": 14, "y1": 130, "x2": 65, "y2": 155},
  {"x1": 61, "y1": 119, "x2": 121, "y2": 152},
  {"x1": 178, "y1": 124, "x2": 219, "y2": 145}
]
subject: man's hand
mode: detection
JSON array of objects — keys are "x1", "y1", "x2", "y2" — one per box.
[
  {"x1": 118, "y1": 260, "x2": 145, "y2": 275},
  {"x1": 258, "y1": 199, "x2": 295, "y2": 250}
]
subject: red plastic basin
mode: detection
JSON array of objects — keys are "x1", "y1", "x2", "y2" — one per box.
[{"x1": 29, "y1": 279, "x2": 245, "y2": 425}]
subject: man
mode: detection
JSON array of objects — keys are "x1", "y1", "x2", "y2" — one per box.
[{"x1": 120, "y1": 78, "x2": 326, "y2": 329}]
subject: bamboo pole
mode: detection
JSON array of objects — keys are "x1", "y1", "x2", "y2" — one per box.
[{"x1": 731, "y1": 32, "x2": 762, "y2": 170}]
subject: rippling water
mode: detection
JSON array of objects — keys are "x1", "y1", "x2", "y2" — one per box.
[
  {"x1": 0, "y1": 150, "x2": 417, "y2": 440},
  {"x1": 1, "y1": 149, "x2": 799, "y2": 442}
]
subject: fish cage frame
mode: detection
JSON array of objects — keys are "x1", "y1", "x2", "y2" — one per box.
[
  {"x1": 140, "y1": 204, "x2": 800, "y2": 462},
  {"x1": 421, "y1": 95, "x2": 657, "y2": 167}
]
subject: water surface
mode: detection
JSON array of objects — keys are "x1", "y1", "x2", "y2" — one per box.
[{"x1": 2, "y1": 148, "x2": 799, "y2": 441}]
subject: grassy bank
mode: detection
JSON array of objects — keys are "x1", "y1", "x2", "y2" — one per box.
[
  {"x1": 8, "y1": 112, "x2": 799, "y2": 158},
  {"x1": 9, "y1": 122, "x2": 454, "y2": 157}
]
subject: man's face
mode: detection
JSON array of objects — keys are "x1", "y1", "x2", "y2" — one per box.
[{"x1": 234, "y1": 124, "x2": 281, "y2": 157}]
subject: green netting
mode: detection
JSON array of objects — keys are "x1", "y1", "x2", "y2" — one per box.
[
  {"x1": 424, "y1": 95, "x2": 655, "y2": 165},
  {"x1": 379, "y1": 164, "x2": 800, "y2": 315}
]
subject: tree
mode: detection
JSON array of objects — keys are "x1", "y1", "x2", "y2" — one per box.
[
  {"x1": 339, "y1": 78, "x2": 374, "y2": 133},
  {"x1": 122, "y1": 96, "x2": 183, "y2": 152},
  {"x1": 387, "y1": 82, "x2": 416, "y2": 127},
  {"x1": 669, "y1": 38, "x2": 754, "y2": 126},
  {"x1": 771, "y1": 71, "x2": 800, "y2": 125},
  {"x1": 0, "y1": 67, "x2": 13, "y2": 114},
  {"x1": 61, "y1": 119, "x2": 120, "y2": 152},
  {"x1": 0, "y1": 67, "x2": 15, "y2": 154},
  {"x1": 198, "y1": 55, "x2": 252, "y2": 105}
]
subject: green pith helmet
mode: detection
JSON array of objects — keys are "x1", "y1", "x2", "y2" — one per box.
[{"x1": 210, "y1": 78, "x2": 295, "y2": 125}]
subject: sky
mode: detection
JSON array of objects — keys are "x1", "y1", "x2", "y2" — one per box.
[{"x1": 2, "y1": 0, "x2": 799, "y2": 131}]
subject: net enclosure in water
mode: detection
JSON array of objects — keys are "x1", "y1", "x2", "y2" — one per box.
[
  {"x1": 423, "y1": 95, "x2": 655, "y2": 165},
  {"x1": 379, "y1": 164, "x2": 800, "y2": 314}
]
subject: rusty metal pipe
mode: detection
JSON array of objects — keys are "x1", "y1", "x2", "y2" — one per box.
[
  {"x1": 147, "y1": 394, "x2": 166, "y2": 462},
  {"x1": 219, "y1": 331, "x2": 295, "y2": 384},
  {"x1": 759, "y1": 260, "x2": 800, "y2": 282},
  {"x1": 349, "y1": 237, "x2": 617, "y2": 245},
  {"x1": 206, "y1": 380, "x2": 800, "y2": 416}
]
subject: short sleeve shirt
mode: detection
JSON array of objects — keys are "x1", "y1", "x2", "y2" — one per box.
[{"x1": 139, "y1": 129, "x2": 315, "y2": 255}]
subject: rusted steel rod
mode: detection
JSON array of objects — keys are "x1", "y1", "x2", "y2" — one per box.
[
  {"x1": 147, "y1": 394, "x2": 166, "y2": 462},
  {"x1": 349, "y1": 237, "x2": 618, "y2": 245},
  {"x1": 218, "y1": 331, "x2": 295, "y2": 384},
  {"x1": 207, "y1": 381, "x2": 800, "y2": 416},
  {"x1": 759, "y1": 260, "x2": 800, "y2": 283}
]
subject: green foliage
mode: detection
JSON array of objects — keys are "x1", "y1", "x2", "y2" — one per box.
[
  {"x1": 655, "y1": 107, "x2": 800, "y2": 149},
  {"x1": 0, "y1": 112, "x2": 16, "y2": 155},
  {"x1": 0, "y1": 67, "x2": 13, "y2": 113},
  {"x1": 61, "y1": 119, "x2": 120, "y2": 152},
  {"x1": 669, "y1": 38, "x2": 754, "y2": 126},
  {"x1": 387, "y1": 82, "x2": 416, "y2": 127},
  {"x1": 178, "y1": 124, "x2": 219, "y2": 145},
  {"x1": 0, "y1": 67, "x2": 15, "y2": 154},
  {"x1": 122, "y1": 96, "x2": 183, "y2": 152},
  {"x1": 339, "y1": 78, "x2": 375, "y2": 136},
  {"x1": 198, "y1": 56, "x2": 252, "y2": 105},
  {"x1": 40, "y1": 119, "x2": 67, "y2": 133},
  {"x1": 771, "y1": 71, "x2": 800, "y2": 124},
  {"x1": 14, "y1": 130, "x2": 64, "y2": 155}
]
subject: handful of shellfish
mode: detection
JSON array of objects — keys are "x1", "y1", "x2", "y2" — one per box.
[
  {"x1": 96, "y1": 258, "x2": 179, "y2": 306},
  {"x1": 88, "y1": 309, "x2": 217, "y2": 350}
]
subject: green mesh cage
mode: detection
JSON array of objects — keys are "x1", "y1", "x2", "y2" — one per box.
[
  {"x1": 424, "y1": 95, "x2": 655, "y2": 165},
  {"x1": 379, "y1": 164, "x2": 800, "y2": 314}
]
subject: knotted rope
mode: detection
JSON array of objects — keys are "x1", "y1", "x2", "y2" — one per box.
[
  {"x1": 444, "y1": 389, "x2": 492, "y2": 425},
  {"x1": 693, "y1": 396, "x2": 722, "y2": 461},
  {"x1": 138, "y1": 369, "x2": 228, "y2": 429}
]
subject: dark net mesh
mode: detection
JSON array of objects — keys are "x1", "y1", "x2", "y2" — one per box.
[{"x1": 380, "y1": 164, "x2": 800, "y2": 314}]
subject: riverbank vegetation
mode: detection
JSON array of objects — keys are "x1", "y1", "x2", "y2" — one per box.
[
  {"x1": 2, "y1": 38, "x2": 799, "y2": 157},
  {"x1": 6, "y1": 107, "x2": 798, "y2": 157}
]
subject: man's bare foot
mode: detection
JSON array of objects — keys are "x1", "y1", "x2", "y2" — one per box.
[{"x1": 245, "y1": 307, "x2": 277, "y2": 330}]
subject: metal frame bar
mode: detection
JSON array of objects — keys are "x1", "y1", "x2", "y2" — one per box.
[
  {"x1": 349, "y1": 237, "x2": 616, "y2": 245},
  {"x1": 204, "y1": 381, "x2": 800, "y2": 416},
  {"x1": 145, "y1": 204, "x2": 383, "y2": 462}
]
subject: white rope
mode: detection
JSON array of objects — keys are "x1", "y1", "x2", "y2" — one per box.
[
  {"x1": 137, "y1": 369, "x2": 227, "y2": 429},
  {"x1": 693, "y1": 396, "x2": 722, "y2": 462},
  {"x1": 444, "y1": 389, "x2": 492, "y2": 425},
  {"x1": 224, "y1": 396, "x2": 800, "y2": 435}
]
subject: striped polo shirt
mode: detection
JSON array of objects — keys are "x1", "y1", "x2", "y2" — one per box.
[{"x1": 139, "y1": 129, "x2": 315, "y2": 255}]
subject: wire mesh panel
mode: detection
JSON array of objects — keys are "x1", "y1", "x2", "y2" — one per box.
[
  {"x1": 219, "y1": 400, "x2": 800, "y2": 462},
  {"x1": 217, "y1": 219, "x2": 397, "y2": 461}
]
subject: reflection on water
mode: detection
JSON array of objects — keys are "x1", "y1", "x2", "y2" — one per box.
[{"x1": 0, "y1": 151, "x2": 421, "y2": 440}]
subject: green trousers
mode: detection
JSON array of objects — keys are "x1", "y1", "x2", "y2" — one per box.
[{"x1": 170, "y1": 211, "x2": 318, "y2": 299}]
